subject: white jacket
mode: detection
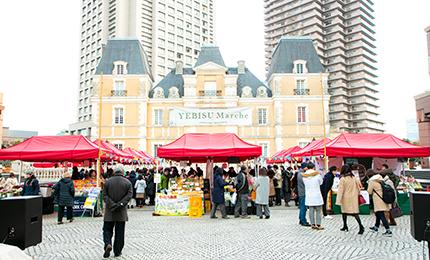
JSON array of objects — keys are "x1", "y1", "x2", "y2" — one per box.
[
  {"x1": 135, "y1": 179, "x2": 147, "y2": 194},
  {"x1": 302, "y1": 170, "x2": 323, "y2": 206}
]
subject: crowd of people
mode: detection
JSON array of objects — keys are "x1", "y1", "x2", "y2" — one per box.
[{"x1": 14, "y1": 161, "x2": 403, "y2": 258}]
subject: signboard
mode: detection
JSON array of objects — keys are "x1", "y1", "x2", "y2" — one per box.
[
  {"x1": 83, "y1": 187, "x2": 101, "y2": 210},
  {"x1": 169, "y1": 107, "x2": 252, "y2": 126}
]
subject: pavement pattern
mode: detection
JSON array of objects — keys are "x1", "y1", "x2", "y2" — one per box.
[{"x1": 26, "y1": 207, "x2": 428, "y2": 260}]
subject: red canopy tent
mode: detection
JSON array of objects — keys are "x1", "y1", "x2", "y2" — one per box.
[
  {"x1": 310, "y1": 133, "x2": 430, "y2": 158},
  {"x1": 267, "y1": 146, "x2": 301, "y2": 163},
  {"x1": 157, "y1": 133, "x2": 262, "y2": 163},
  {"x1": 292, "y1": 138, "x2": 331, "y2": 157},
  {"x1": 123, "y1": 148, "x2": 155, "y2": 163},
  {"x1": 92, "y1": 140, "x2": 134, "y2": 162},
  {"x1": 134, "y1": 150, "x2": 155, "y2": 164},
  {"x1": 0, "y1": 135, "x2": 109, "y2": 162}
]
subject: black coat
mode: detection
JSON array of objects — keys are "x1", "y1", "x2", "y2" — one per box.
[
  {"x1": 21, "y1": 177, "x2": 40, "y2": 196},
  {"x1": 145, "y1": 174, "x2": 155, "y2": 196},
  {"x1": 212, "y1": 174, "x2": 227, "y2": 204},
  {"x1": 53, "y1": 178, "x2": 75, "y2": 207},
  {"x1": 128, "y1": 173, "x2": 137, "y2": 198},
  {"x1": 103, "y1": 174, "x2": 133, "y2": 222},
  {"x1": 320, "y1": 171, "x2": 335, "y2": 195},
  {"x1": 282, "y1": 170, "x2": 292, "y2": 193}
]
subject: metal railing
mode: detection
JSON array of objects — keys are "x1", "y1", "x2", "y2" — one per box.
[
  {"x1": 111, "y1": 90, "x2": 127, "y2": 96},
  {"x1": 294, "y1": 89, "x2": 310, "y2": 95}
]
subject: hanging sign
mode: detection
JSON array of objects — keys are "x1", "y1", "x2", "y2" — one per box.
[{"x1": 169, "y1": 107, "x2": 252, "y2": 126}]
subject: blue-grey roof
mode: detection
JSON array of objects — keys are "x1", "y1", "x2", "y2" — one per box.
[
  {"x1": 236, "y1": 68, "x2": 272, "y2": 97},
  {"x1": 95, "y1": 39, "x2": 152, "y2": 78},
  {"x1": 148, "y1": 68, "x2": 194, "y2": 98},
  {"x1": 149, "y1": 67, "x2": 271, "y2": 98},
  {"x1": 194, "y1": 44, "x2": 226, "y2": 68},
  {"x1": 267, "y1": 36, "x2": 324, "y2": 79}
]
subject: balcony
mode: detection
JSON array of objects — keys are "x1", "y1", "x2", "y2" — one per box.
[
  {"x1": 198, "y1": 90, "x2": 222, "y2": 97},
  {"x1": 111, "y1": 90, "x2": 127, "y2": 96},
  {"x1": 294, "y1": 89, "x2": 310, "y2": 95}
]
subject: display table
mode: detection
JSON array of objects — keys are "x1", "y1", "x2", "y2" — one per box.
[
  {"x1": 154, "y1": 191, "x2": 204, "y2": 216},
  {"x1": 397, "y1": 192, "x2": 410, "y2": 215},
  {"x1": 54, "y1": 195, "x2": 99, "y2": 217},
  {"x1": 332, "y1": 192, "x2": 411, "y2": 216},
  {"x1": 331, "y1": 194, "x2": 370, "y2": 215}
]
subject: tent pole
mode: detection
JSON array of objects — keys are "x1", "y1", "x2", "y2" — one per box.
[
  {"x1": 320, "y1": 73, "x2": 328, "y2": 171},
  {"x1": 18, "y1": 160, "x2": 23, "y2": 183}
]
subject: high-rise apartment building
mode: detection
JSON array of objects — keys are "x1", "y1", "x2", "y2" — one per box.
[
  {"x1": 264, "y1": 0, "x2": 383, "y2": 133},
  {"x1": 70, "y1": 0, "x2": 215, "y2": 136},
  {"x1": 426, "y1": 26, "x2": 430, "y2": 75}
]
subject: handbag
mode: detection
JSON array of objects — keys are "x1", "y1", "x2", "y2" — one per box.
[
  {"x1": 390, "y1": 203, "x2": 403, "y2": 218},
  {"x1": 358, "y1": 194, "x2": 366, "y2": 206}
]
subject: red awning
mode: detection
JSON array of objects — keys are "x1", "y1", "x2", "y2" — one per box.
[
  {"x1": 157, "y1": 133, "x2": 262, "y2": 163},
  {"x1": 267, "y1": 146, "x2": 301, "y2": 163},
  {"x1": 123, "y1": 147, "x2": 154, "y2": 163},
  {"x1": 0, "y1": 135, "x2": 109, "y2": 162},
  {"x1": 292, "y1": 138, "x2": 331, "y2": 157},
  {"x1": 93, "y1": 140, "x2": 134, "y2": 161},
  {"x1": 311, "y1": 133, "x2": 430, "y2": 158}
]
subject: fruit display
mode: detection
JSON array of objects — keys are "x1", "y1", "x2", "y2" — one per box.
[{"x1": 74, "y1": 179, "x2": 97, "y2": 196}]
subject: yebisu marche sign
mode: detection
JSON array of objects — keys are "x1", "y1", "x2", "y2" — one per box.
[{"x1": 169, "y1": 107, "x2": 252, "y2": 126}]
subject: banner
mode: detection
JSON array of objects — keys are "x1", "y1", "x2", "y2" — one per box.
[{"x1": 169, "y1": 107, "x2": 252, "y2": 126}]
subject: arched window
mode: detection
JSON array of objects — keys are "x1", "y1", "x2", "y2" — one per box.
[
  {"x1": 257, "y1": 87, "x2": 268, "y2": 98},
  {"x1": 168, "y1": 87, "x2": 180, "y2": 98},
  {"x1": 113, "y1": 61, "x2": 128, "y2": 75},
  {"x1": 153, "y1": 87, "x2": 165, "y2": 99},
  {"x1": 241, "y1": 86, "x2": 253, "y2": 98},
  {"x1": 293, "y1": 60, "x2": 308, "y2": 74}
]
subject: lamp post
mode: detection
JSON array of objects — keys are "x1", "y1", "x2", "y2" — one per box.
[{"x1": 96, "y1": 73, "x2": 103, "y2": 188}]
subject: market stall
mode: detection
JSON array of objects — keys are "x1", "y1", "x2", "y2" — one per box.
[
  {"x1": 0, "y1": 135, "x2": 110, "y2": 216},
  {"x1": 156, "y1": 133, "x2": 262, "y2": 217},
  {"x1": 294, "y1": 133, "x2": 430, "y2": 215},
  {"x1": 267, "y1": 146, "x2": 301, "y2": 164}
]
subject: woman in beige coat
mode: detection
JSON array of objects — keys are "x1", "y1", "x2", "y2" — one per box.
[
  {"x1": 367, "y1": 170, "x2": 392, "y2": 236},
  {"x1": 335, "y1": 165, "x2": 364, "y2": 234}
]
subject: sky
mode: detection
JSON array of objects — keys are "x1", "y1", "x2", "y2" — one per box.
[{"x1": 0, "y1": 1, "x2": 429, "y2": 139}]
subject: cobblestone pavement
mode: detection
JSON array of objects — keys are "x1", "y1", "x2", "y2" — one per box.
[{"x1": 26, "y1": 207, "x2": 428, "y2": 260}]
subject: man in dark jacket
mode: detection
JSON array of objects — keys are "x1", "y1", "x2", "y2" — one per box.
[
  {"x1": 234, "y1": 165, "x2": 250, "y2": 218},
  {"x1": 145, "y1": 169, "x2": 156, "y2": 205},
  {"x1": 103, "y1": 165, "x2": 133, "y2": 258},
  {"x1": 210, "y1": 167, "x2": 229, "y2": 219},
  {"x1": 53, "y1": 172, "x2": 75, "y2": 224},
  {"x1": 298, "y1": 163, "x2": 310, "y2": 226},
  {"x1": 281, "y1": 166, "x2": 293, "y2": 207},
  {"x1": 127, "y1": 171, "x2": 137, "y2": 209},
  {"x1": 320, "y1": 166, "x2": 337, "y2": 218}
]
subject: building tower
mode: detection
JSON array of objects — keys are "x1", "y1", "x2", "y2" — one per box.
[
  {"x1": 264, "y1": 0, "x2": 383, "y2": 133},
  {"x1": 70, "y1": 0, "x2": 215, "y2": 136}
]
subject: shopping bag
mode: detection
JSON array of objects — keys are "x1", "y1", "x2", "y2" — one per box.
[
  {"x1": 390, "y1": 203, "x2": 403, "y2": 218},
  {"x1": 358, "y1": 194, "x2": 366, "y2": 206},
  {"x1": 224, "y1": 192, "x2": 232, "y2": 202},
  {"x1": 231, "y1": 192, "x2": 237, "y2": 205}
]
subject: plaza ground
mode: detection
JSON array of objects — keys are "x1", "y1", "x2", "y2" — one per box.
[{"x1": 26, "y1": 207, "x2": 427, "y2": 260}]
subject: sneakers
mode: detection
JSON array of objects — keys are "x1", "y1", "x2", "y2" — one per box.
[
  {"x1": 369, "y1": 226, "x2": 379, "y2": 232},
  {"x1": 103, "y1": 244, "x2": 112, "y2": 258},
  {"x1": 382, "y1": 230, "x2": 393, "y2": 237},
  {"x1": 210, "y1": 216, "x2": 218, "y2": 219},
  {"x1": 222, "y1": 216, "x2": 230, "y2": 219},
  {"x1": 264, "y1": 216, "x2": 270, "y2": 219},
  {"x1": 324, "y1": 215, "x2": 333, "y2": 219},
  {"x1": 57, "y1": 221, "x2": 63, "y2": 225},
  {"x1": 300, "y1": 222, "x2": 311, "y2": 227},
  {"x1": 241, "y1": 215, "x2": 251, "y2": 219}
]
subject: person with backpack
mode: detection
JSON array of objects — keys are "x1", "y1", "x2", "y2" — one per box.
[{"x1": 367, "y1": 171, "x2": 393, "y2": 236}]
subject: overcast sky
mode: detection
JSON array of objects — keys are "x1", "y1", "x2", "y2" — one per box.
[{"x1": 0, "y1": 1, "x2": 429, "y2": 139}]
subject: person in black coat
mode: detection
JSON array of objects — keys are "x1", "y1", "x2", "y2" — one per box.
[
  {"x1": 53, "y1": 172, "x2": 75, "y2": 224},
  {"x1": 281, "y1": 166, "x2": 293, "y2": 207},
  {"x1": 103, "y1": 165, "x2": 133, "y2": 258},
  {"x1": 210, "y1": 167, "x2": 229, "y2": 219},
  {"x1": 321, "y1": 166, "x2": 337, "y2": 217},
  {"x1": 21, "y1": 172, "x2": 40, "y2": 196},
  {"x1": 145, "y1": 169, "x2": 156, "y2": 206}
]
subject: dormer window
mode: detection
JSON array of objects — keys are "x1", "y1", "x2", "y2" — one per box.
[
  {"x1": 113, "y1": 61, "x2": 128, "y2": 75},
  {"x1": 241, "y1": 87, "x2": 252, "y2": 98},
  {"x1": 293, "y1": 60, "x2": 308, "y2": 74},
  {"x1": 168, "y1": 87, "x2": 180, "y2": 98},
  {"x1": 257, "y1": 87, "x2": 268, "y2": 98},
  {"x1": 153, "y1": 87, "x2": 165, "y2": 99}
]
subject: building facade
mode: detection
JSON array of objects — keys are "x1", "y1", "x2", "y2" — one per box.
[
  {"x1": 415, "y1": 91, "x2": 430, "y2": 168},
  {"x1": 264, "y1": 0, "x2": 383, "y2": 133},
  {"x1": 89, "y1": 37, "x2": 330, "y2": 158},
  {"x1": 70, "y1": 0, "x2": 215, "y2": 136},
  {"x1": 2, "y1": 128, "x2": 38, "y2": 149}
]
